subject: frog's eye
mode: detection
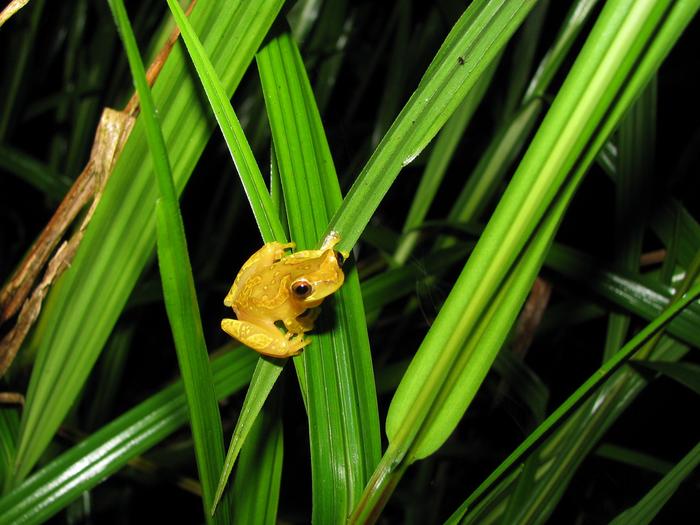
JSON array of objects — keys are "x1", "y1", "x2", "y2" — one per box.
[{"x1": 291, "y1": 280, "x2": 313, "y2": 298}]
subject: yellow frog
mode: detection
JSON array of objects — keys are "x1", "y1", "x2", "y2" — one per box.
[{"x1": 221, "y1": 233, "x2": 345, "y2": 357}]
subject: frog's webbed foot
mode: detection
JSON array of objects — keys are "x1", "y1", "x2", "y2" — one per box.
[{"x1": 221, "y1": 318, "x2": 310, "y2": 357}]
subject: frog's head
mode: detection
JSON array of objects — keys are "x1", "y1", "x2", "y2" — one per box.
[{"x1": 289, "y1": 248, "x2": 345, "y2": 304}]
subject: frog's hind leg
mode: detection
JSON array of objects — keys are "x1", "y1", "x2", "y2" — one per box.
[{"x1": 221, "y1": 318, "x2": 310, "y2": 357}]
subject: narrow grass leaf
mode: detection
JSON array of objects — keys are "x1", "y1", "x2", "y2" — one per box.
[
  {"x1": 373, "y1": 221, "x2": 700, "y2": 347},
  {"x1": 325, "y1": 0, "x2": 537, "y2": 253},
  {"x1": 463, "y1": 254, "x2": 700, "y2": 521},
  {"x1": 494, "y1": 39, "x2": 693, "y2": 522},
  {"x1": 163, "y1": 0, "x2": 286, "y2": 243},
  {"x1": 363, "y1": 246, "x2": 467, "y2": 320},
  {"x1": 447, "y1": 0, "x2": 601, "y2": 227},
  {"x1": 491, "y1": 350, "x2": 549, "y2": 423},
  {"x1": 159, "y1": 2, "x2": 293, "y2": 515},
  {"x1": 370, "y1": 0, "x2": 411, "y2": 148},
  {"x1": 500, "y1": 0, "x2": 550, "y2": 119},
  {"x1": 212, "y1": 357, "x2": 285, "y2": 513},
  {"x1": 446, "y1": 98, "x2": 542, "y2": 226},
  {"x1": 610, "y1": 441, "x2": 700, "y2": 525},
  {"x1": 652, "y1": 199, "x2": 700, "y2": 268},
  {"x1": 454, "y1": 3, "x2": 700, "y2": 517},
  {"x1": 258, "y1": 32, "x2": 381, "y2": 521},
  {"x1": 0, "y1": 409, "x2": 19, "y2": 494},
  {"x1": 84, "y1": 328, "x2": 133, "y2": 430},
  {"x1": 0, "y1": 350, "x2": 256, "y2": 525},
  {"x1": 394, "y1": 57, "x2": 501, "y2": 264},
  {"x1": 407, "y1": 156, "x2": 584, "y2": 462},
  {"x1": 387, "y1": 0, "x2": 675, "y2": 460},
  {"x1": 603, "y1": 78, "x2": 656, "y2": 360},
  {"x1": 546, "y1": 243, "x2": 700, "y2": 348},
  {"x1": 351, "y1": 2, "x2": 698, "y2": 521},
  {"x1": 0, "y1": 0, "x2": 45, "y2": 141},
  {"x1": 595, "y1": 444, "x2": 674, "y2": 476},
  {"x1": 108, "y1": 1, "x2": 230, "y2": 519},
  {"x1": 387, "y1": 0, "x2": 696, "y2": 456},
  {"x1": 448, "y1": 282, "x2": 700, "y2": 522},
  {"x1": 632, "y1": 360, "x2": 700, "y2": 395},
  {"x1": 0, "y1": 144, "x2": 70, "y2": 201},
  {"x1": 15, "y1": 0, "x2": 282, "y2": 482},
  {"x1": 523, "y1": 0, "x2": 601, "y2": 101},
  {"x1": 231, "y1": 393, "x2": 283, "y2": 525}
]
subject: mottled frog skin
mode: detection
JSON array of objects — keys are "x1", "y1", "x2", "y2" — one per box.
[{"x1": 221, "y1": 233, "x2": 345, "y2": 357}]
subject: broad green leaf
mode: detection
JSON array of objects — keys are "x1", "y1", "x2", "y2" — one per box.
[
  {"x1": 0, "y1": 349, "x2": 256, "y2": 525},
  {"x1": 352, "y1": 1, "x2": 698, "y2": 521},
  {"x1": 388, "y1": 0, "x2": 680, "y2": 461},
  {"x1": 258, "y1": 33, "x2": 381, "y2": 522},
  {"x1": 15, "y1": 0, "x2": 284, "y2": 482}
]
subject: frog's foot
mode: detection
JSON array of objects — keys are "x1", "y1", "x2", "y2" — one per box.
[
  {"x1": 222, "y1": 318, "x2": 310, "y2": 358},
  {"x1": 320, "y1": 231, "x2": 341, "y2": 251}
]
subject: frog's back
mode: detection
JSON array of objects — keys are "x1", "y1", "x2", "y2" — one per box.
[{"x1": 234, "y1": 270, "x2": 292, "y2": 313}]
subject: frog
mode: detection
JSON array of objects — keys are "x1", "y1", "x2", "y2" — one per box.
[{"x1": 221, "y1": 232, "x2": 346, "y2": 358}]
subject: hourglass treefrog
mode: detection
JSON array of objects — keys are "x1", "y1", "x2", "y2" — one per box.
[{"x1": 221, "y1": 233, "x2": 345, "y2": 357}]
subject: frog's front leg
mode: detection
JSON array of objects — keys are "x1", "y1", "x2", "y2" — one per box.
[
  {"x1": 284, "y1": 308, "x2": 321, "y2": 335},
  {"x1": 221, "y1": 318, "x2": 310, "y2": 357}
]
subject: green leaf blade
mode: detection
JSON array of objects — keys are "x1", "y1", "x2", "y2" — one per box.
[
  {"x1": 258, "y1": 33, "x2": 381, "y2": 522},
  {"x1": 610, "y1": 440, "x2": 700, "y2": 525},
  {"x1": 326, "y1": 0, "x2": 538, "y2": 253},
  {"x1": 108, "y1": 1, "x2": 230, "y2": 519},
  {"x1": 13, "y1": 0, "x2": 284, "y2": 483},
  {"x1": 0, "y1": 350, "x2": 256, "y2": 525}
]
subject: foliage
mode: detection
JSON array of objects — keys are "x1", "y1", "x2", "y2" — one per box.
[{"x1": 1, "y1": 1, "x2": 699, "y2": 523}]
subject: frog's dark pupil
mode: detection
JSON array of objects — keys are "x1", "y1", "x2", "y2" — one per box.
[{"x1": 292, "y1": 282, "x2": 311, "y2": 297}]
